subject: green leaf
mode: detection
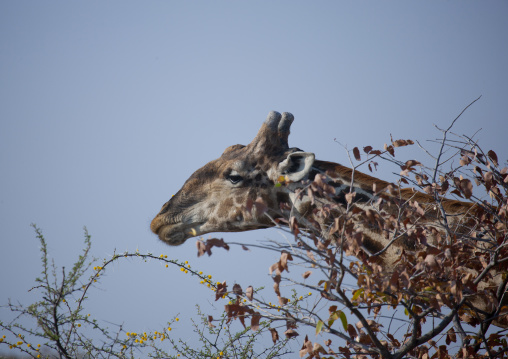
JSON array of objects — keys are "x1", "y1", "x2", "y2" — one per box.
[
  {"x1": 338, "y1": 310, "x2": 348, "y2": 331},
  {"x1": 352, "y1": 288, "x2": 364, "y2": 301},
  {"x1": 316, "y1": 320, "x2": 324, "y2": 335}
]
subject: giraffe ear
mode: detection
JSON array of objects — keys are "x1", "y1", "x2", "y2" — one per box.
[{"x1": 277, "y1": 152, "x2": 315, "y2": 182}]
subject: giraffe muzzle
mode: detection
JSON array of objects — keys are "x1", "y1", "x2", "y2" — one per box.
[
  {"x1": 151, "y1": 214, "x2": 205, "y2": 246},
  {"x1": 156, "y1": 224, "x2": 187, "y2": 246}
]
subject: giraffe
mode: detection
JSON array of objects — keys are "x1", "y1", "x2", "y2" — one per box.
[{"x1": 151, "y1": 111, "x2": 507, "y2": 328}]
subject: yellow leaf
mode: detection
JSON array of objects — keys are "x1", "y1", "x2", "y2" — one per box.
[
  {"x1": 316, "y1": 320, "x2": 324, "y2": 335},
  {"x1": 352, "y1": 288, "x2": 363, "y2": 301}
]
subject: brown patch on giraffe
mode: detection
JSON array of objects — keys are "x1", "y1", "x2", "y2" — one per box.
[
  {"x1": 264, "y1": 196, "x2": 275, "y2": 211},
  {"x1": 325, "y1": 169, "x2": 339, "y2": 178},
  {"x1": 360, "y1": 233, "x2": 385, "y2": 256},
  {"x1": 298, "y1": 201, "x2": 313, "y2": 217},
  {"x1": 233, "y1": 208, "x2": 244, "y2": 222},
  {"x1": 216, "y1": 197, "x2": 234, "y2": 219},
  {"x1": 276, "y1": 192, "x2": 290, "y2": 207}
]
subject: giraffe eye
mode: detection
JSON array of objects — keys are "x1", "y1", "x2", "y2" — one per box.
[{"x1": 227, "y1": 175, "x2": 243, "y2": 184}]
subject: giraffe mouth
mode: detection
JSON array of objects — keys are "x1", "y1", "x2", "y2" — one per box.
[{"x1": 151, "y1": 215, "x2": 205, "y2": 246}]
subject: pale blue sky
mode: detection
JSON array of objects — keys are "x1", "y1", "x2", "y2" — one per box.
[{"x1": 1, "y1": 1, "x2": 507, "y2": 354}]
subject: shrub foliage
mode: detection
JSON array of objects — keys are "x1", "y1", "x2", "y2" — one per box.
[{"x1": 2, "y1": 104, "x2": 507, "y2": 358}]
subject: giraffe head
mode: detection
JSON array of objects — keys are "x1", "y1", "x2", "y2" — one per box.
[{"x1": 151, "y1": 111, "x2": 315, "y2": 245}]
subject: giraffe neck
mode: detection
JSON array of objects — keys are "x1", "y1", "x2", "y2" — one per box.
[{"x1": 284, "y1": 159, "x2": 478, "y2": 263}]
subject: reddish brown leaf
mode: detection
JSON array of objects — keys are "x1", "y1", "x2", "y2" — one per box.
[
  {"x1": 207, "y1": 315, "x2": 215, "y2": 328},
  {"x1": 269, "y1": 328, "x2": 279, "y2": 344},
  {"x1": 363, "y1": 146, "x2": 373, "y2": 154},
  {"x1": 215, "y1": 281, "x2": 227, "y2": 301},
  {"x1": 339, "y1": 346, "x2": 352, "y2": 358},
  {"x1": 200, "y1": 238, "x2": 230, "y2": 257},
  {"x1": 232, "y1": 283, "x2": 242, "y2": 296},
  {"x1": 241, "y1": 245, "x2": 250, "y2": 251},
  {"x1": 459, "y1": 178, "x2": 473, "y2": 199},
  {"x1": 269, "y1": 262, "x2": 281, "y2": 275},
  {"x1": 405, "y1": 159, "x2": 421, "y2": 168},
  {"x1": 246, "y1": 286, "x2": 253, "y2": 301},
  {"x1": 358, "y1": 332, "x2": 372, "y2": 344},
  {"x1": 436, "y1": 293, "x2": 452, "y2": 308},
  {"x1": 284, "y1": 329, "x2": 299, "y2": 339},
  {"x1": 313, "y1": 343, "x2": 327, "y2": 355},
  {"x1": 346, "y1": 324, "x2": 357, "y2": 339},
  {"x1": 356, "y1": 319, "x2": 382, "y2": 332},
  {"x1": 413, "y1": 201, "x2": 426, "y2": 217},
  {"x1": 450, "y1": 189, "x2": 463, "y2": 198},
  {"x1": 300, "y1": 335, "x2": 312, "y2": 357},
  {"x1": 273, "y1": 275, "x2": 281, "y2": 296},
  {"x1": 390, "y1": 271, "x2": 399, "y2": 292},
  {"x1": 289, "y1": 216, "x2": 300, "y2": 236},
  {"x1": 384, "y1": 143, "x2": 395, "y2": 157},
  {"x1": 460, "y1": 155, "x2": 471, "y2": 166},
  {"x1": 196, "y1": 240, "x2": 207, "y2": 257},
  {"x1": 278, "y1": 296, "x2": 289, "y2": 306},
  {"x1": 391, "y1": 135, "x2": 415, "y2": 148},
  {"x1": 280, "y1": 251, "x2": 293, "y2": 272},
  {"x1": 329, "y1": 218, "x2": 341, "y2": 236},
  {"x1": 302, "y1": 271, "x2": 312, "y2": 279},
  {"x1": 424, "y1": 254, "x2": 440, "y2": 271},
  {"x1": 440, "y1": 180, "x2": 449, "y2": 194},
  {"x1": 307, "y1": 187, "x2": 315, "y2": 206},
  {"x1": 488, "y1": 150, "x2": 499, "y2": 166},
  {"x1": 451, "y1": 280, "x2": 463, "y2": 303},
  {"x1": 272, "y1": 286, "x2": 281, "y2": 300},
  {"x1": 251, "y1": 312, "x2": 261, "y2": 331},
  {"x1": 483, "y1": 171, "x2": 494, "y2": 190},
  {"x1": 353, "y1": 147, "x2": 361, "y2": 161},
  {"x1": 400, "y1": 169, "x2": 410, "y2": 177}
]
